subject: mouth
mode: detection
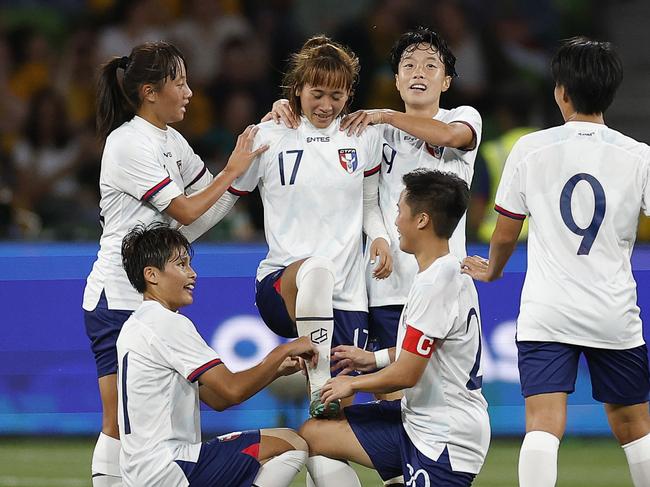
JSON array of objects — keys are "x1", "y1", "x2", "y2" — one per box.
[
  {"x1": 409, "y1": 83, "x2": 427, "y2": 92},
  {"x1": 313, "y1": 112, "x2": 332, "y2": 123},
  {"x1": 184, "y1": 283, "x2": 195, "y2": 293}
]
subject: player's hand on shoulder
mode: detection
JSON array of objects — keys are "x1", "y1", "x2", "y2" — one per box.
[
  {"x1": 284, "y1": 336, "x2": 318, "y2": 367},
  {"x1": 224, "y1": 125, "x2": 270, "y2": 177},
  {"x1": 461, "y1": 255, "x2": 496, "y2": 282},
  {"x1": 321, "y1": 375, "x2": 355, "y2": 406},
  {"x1": 331, "y1": 345, "x2": 376, "y2": 375},
  {"x1": 263, "y1": 99, "x2": 300, "y2": 129},
  {"x1": 370, "y1": 237, "x2": 393, "y2": 279},
  {"x1": 340, "y1": 109, "x2": 391, "y2": 136}
]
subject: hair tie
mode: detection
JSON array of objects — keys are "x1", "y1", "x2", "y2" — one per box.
[{"x1": 118, "y1": 56, "x2": 130, "y2": 70}]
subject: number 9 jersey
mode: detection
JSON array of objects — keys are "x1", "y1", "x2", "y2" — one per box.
[
  {"x1": 230, "y1": 117, "x2": 384, "y2": 312},
  {"x1": 495, "y1": 121, "x2": 650, "y2": 349}
]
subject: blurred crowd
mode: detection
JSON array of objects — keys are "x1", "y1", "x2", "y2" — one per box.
[{"x1": 2, "y1": 0, "x2": 639, "y2": 243}]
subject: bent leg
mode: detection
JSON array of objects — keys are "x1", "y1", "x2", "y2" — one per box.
[{"x1": 253, "y1": 428, "x2": 308, "y2": 487}]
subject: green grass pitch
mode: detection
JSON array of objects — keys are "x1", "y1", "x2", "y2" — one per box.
[{"x1": 0, "y1": 436, "x2": 633, "y2": 486}]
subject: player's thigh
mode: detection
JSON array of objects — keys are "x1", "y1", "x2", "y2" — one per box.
[
  {"x1": 278, "y1": 259, "x2": 308, "y2": 321},
  {"x1": 299, "y1": 417, "x2": 373, "y2": 468},
  {"x1": 604, "y1": 402, "x2": 650, "y2": 445},
  {"x1": 259, "y1": 428, "x2": 307, "y2": 461}
]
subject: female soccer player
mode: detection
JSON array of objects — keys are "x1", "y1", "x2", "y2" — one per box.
[
  {"x1": 181, "y1": 35, "x2": 392, "y2": 420},
  {"x1": 463, "y1": 37, "x2": 650, "y2": 487},
  {"x1": 83, "y1": 41, "x2": 266, "y2": 486}
]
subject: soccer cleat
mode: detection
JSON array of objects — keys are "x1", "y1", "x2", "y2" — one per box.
[{"x1": 309, "y1": 397, "x2": 341, "y2": 419}]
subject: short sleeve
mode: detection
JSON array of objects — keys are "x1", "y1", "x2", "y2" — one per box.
[
  {"x1": 494, "y1": 138, "x2": 528, "y2": 220},
  {"x1": 173, "y1": 130, "x2": 212, "y2": 193},
  {"x1": 149, "y1": 314, "x2": 222, "y2": 383},
  {"x1": 107, "y1": 136, "x2": 183, "y2": 212},
  {"x1": 363, "y1": 125, "x2": 383, "y2": 176},
  {"x1": 642, "y1": 154, "x2": 650, "y2": 217},
  {"x1": 449, "y1": 105, "x2": 482, "y2": 153},
  {"x1": 406, "y1": 269, "x2": 458, "y2": 340}
]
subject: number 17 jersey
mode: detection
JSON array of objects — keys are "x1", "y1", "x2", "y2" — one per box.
[{"x1": 496, "y1": 121, "x2": 650, "y2": 349}]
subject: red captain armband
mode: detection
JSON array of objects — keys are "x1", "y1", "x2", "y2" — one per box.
[{"x1": 402, "y1": 325, "x2": 435, "y2": 358}]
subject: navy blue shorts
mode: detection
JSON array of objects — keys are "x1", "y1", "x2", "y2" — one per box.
[
  {"x1": 255, "y1": 269, "x2": 369, "y2": 351},
  {"x1": 517, "y1": 341, "x2": 650, "y2": 405},
  {"x1": 368, "y1": 305, "x2": 403, "y2": 350},
  {"x1": 345, "y1": 400, "x2": 476, "y2": 486},
  {"x1": 176, "y1": 430, "x2": 261, "y2": 486},
  {"x1": 84, "y1": 291, "x2": 133, "y2": 378}
]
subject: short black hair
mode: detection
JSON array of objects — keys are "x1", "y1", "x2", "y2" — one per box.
[
  {"x1": 389, "y1": 26, "x2": 457, "y2": 78},
  {"x1": 551, "y1": 36, "x2": 623, "y2": 115},
  {"x1": 121, "y1": 222, "x2": 193, "y2": 293},
  {"x1": 402, "y1": 169, "x2": 469, "y2": 239}
]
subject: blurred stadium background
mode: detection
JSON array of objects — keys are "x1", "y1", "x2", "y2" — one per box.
[{"x1": 1, "y1": 0, "x2": 650, "y2": 485}]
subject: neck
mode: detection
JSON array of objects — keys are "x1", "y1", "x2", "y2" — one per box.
[
  {"x1": 565, "y1": 111, "x2": 604, "y2": 124},
  {"x1": 143, "y1": 293, "x2": 177, "y2": 312},
  {"x1": 414, "y1": 237, "x2": 450, "y2": 272},
  {"x1": 138, "y1": 108, "x2": 168, "y2": 130},
  {"x1": 405, "y1": 102, "x2": 439, "y2": 119}
]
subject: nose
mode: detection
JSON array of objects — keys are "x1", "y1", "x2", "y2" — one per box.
[
  {"x1": 413, "y1": 64, "x2": 425, "y2": 78},
  {"x1": 319, "y1": 97, "x2": 333, "y2": 112},
  {"x1": 188, "y1": 264, "x2": 197, "y2": 279},
  {"x1": 185, "y1": 84, "x2": 193, "y2": 99}
]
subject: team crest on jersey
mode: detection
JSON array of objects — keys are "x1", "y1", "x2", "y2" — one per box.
[
  {"x1": 338, "y1": 148, "x2": 358, "y2": 173},
  {"x1": 426, "y1": 143, "x2": 444, "y2": 159}
]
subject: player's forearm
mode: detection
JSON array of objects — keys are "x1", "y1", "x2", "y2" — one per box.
[
  {"x1": 486, "y1": 236, "x2": 517, "y2": 281},
  {"x1": 350, "y1": 362, "x2": 414, "y2": 394},
  {"x1": 384, "y1": 111, "x2": 471, "y2": 149},
  {"x1": 172, "y1": 169, "x2": 240, "y2": 225},
  {"x1": 179, "y1": 192, "x2": 238, "y2": 242},
  {"x1": 224, "y1": 345, "x2": 290, "y2": 405}
]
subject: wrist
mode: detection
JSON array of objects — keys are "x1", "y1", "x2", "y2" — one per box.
[{"x1": 374, "y1": 349, "x2": 391, "y2": 369}]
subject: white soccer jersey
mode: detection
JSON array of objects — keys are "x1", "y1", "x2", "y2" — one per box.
[
  {"x1": 230, "y1": 117, "x2": 383, "y2": 311},
  {"x1": 117, "y1": 300, "x2": 223, "y2": 486},
  {"x1": 368, "y1": 106, "x2": 482, "y2": 306},
  {"x1": 83, "y1": 116, "x2": 211, "y2": 311},
  {"x1": 397, "y1": 254, "x2": 489, "y2": 474},
  {"x1": 496, "y1": 121, "x2": 650, "y2": 349}
]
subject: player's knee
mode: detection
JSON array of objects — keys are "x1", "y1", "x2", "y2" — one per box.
[
  {"x1": 295, "y1": 256, "x2": 335, "y2": 289},
  {"x1": 299, "y1": 419, "x2": 328, "y2": 455}
]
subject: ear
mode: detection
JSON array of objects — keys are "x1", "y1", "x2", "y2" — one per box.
[
  {"x1": 395, "y1": 73, "x2": 400, "y2": 91},
  {"x1": 416, "y1": 212, "x2": 430, "y2": 230},
  {"x1": 562, "y1": 87, "x2": 570, "y2": 103},
  {"x1": 442, "y1": 75, "x2": 452, "y2": 93},
  {"x1": 141, "y1": 84, "x2": 157, "y2": 103},
  {"x1": 143, "y1": 266, "x2": 159, "y2": 286}
]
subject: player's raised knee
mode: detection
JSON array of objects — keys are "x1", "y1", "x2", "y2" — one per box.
[{"x1": 295, "y1": 256, "x2": 335, "y2": 287}]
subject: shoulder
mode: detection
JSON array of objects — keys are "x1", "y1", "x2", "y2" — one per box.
[
  {"x1": 256, "y1": 120, "x2": 293, "y2": 139},
  {"x1": 601, "y1": 127, "x2": 650, "y2": 160},
  {"x1": 104, "y1": 124, "x2": 154, "y2": 160},
  {"x1": 166, "y1": 126, "x2": 191, "y2": 146},
  {"x1": 413, "y1": 255, "x2": 461, "y2": 296},
  {"x1": 445, "y1": 105, "x2": 481, "y2": 123}
]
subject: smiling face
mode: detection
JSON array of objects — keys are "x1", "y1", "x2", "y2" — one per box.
[
  {"x1": 297, "y1": 83, "x2": 350, "y2": 128},
  {"x1": 147, "y1": 247, "x2": 196, "y2": 311},
  {"x1": 395, "y1": 43, "x2": 451, "y2": 110},
  {"x1": 144, "y1": 60, "x2": 193, "y2": 128}
]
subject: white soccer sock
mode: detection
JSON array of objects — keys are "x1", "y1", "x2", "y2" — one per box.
[
  {"x1": 623, "y1": 432, "x2": 650, "y2": 487},
  {"x1": 384, "y1": 475, "x2": 405, "y2": 485},
  {"x1": 295, "y1": 257, "x2": 335, "y2": 396},
  {"x1": 307, "y1": 455, "x2": 362, "y2": 487},
  {"x1": 91, "y1": 432, "x2": 122, "y2": 487},
  {"x1": 252, "y1": 450, "x2": 307, "y2": 487},
  {"x1": 518, "y1": 431, "x2": 560, "y2": 487}
]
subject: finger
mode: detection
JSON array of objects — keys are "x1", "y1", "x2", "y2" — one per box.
[
  {"x1": 251, "y1": 144, "x2": 270, "y2": 157},
  {"x1": 271, "y1": 111, "x2": 280, "y2": 124},
  {"x1": 355, "y1": 118, "x2": 371, "y2": 136}
]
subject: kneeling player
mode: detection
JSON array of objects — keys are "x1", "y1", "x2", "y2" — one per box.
[
  {"x1": 117, "y1": 223, "x2": 316, "y2": 486},
  {"x1": 299, "y1": 170, "x2": 490, "y2": 486}
]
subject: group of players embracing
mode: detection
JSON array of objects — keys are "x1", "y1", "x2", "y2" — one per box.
[{"x1": 83, "y1": 23, "x2": 650, "y2": 487}]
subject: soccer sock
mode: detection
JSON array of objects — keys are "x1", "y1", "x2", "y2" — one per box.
[
  {"x1": 307, "y1": 455, "x2": 362, "y2": 487},
  {"x1": 518, "y1": 430, "x2": 560, "y2": 487},
  {"x1": 252, "y1": 450, "x2": 307, "y2": 487},
  {"x1": 295, "y1": 256, "x2": 335, "y2": 397},
  {"x1": 384, "y1": 475, "x2": 405, "y2": 485},
  {"x1": 91, "y1": 432, "x2": 122, "y2": 487},
  {"x1": 623, "y1": 432, "x2": 650, "y2": 487}
]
